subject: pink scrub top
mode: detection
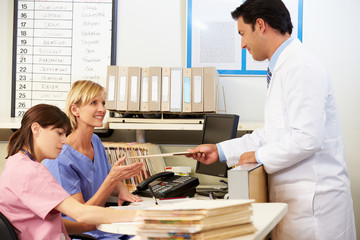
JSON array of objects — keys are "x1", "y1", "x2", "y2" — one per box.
[{"x1": 0, "y1": 153, "x2": 71, "y2": 240}]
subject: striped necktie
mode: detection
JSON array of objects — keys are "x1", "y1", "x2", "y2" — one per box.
[{"x1": 267, "y1": 67, "x2": 272, "y2": 89}]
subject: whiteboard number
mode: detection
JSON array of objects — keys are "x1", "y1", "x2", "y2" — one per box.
[
  {"x1": 18, "y1": 102, "x2": 26, "y2": 108},
  {"x1": 18, "y1": 75, "x2": 26, "y2": 81},
  {"x1": 17, "y1": 111, "x2": 26, "y2": 117},
  {"x1": 18, "y1": 84, "x2": 26, "y2": 90},
  {"x1": 18, "y1": 93, "x2": 26, "y2": 98},
  {"x1": 19, "y1": 48, "x2": 28, "y2": 54},
  {"x1": 19, "y1": 56, "x2": 26, "y2": 63}
]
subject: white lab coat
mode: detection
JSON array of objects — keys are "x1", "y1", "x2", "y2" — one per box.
[{"x1": 220, "y1": 39, "x2": 356, "y2": 240}]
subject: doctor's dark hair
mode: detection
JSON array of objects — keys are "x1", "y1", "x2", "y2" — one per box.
[
  {"x1": 6, "y1": 104, "x2": 71, "y2": 159},
  {"x1": 231, "y1": 0, "x2": 293, "y2": 35}
]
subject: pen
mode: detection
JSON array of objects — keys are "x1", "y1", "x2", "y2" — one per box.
[
  {"x1": 148, "y1": 184, "x2": 158, "y2": 205},
  {"x1": 209, "y1": 192, "x2": 214, "y2": 200}
]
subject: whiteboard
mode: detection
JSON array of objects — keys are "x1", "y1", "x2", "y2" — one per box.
[
  {"x1": 12, "y1": 0, "x2": 117, "y2": 117},
  {"x1": 187, "y1": 0, "x2": 303, "y2": 75}
]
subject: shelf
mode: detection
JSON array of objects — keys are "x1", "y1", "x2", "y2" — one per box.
[
  {"x1": 108, "y1": 118, "x2": 263, "y2": 131},
  {"x1": 0, "y1": 117, "x2": 263, "y2": 132}
]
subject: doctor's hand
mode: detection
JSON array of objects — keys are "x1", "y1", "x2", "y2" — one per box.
[
  {"x1": 186, "y1": 144, "x2": 219, "y2": 165},
  {"x1": 108, "y1": 156, "x2": 145, "y2": 182},
  {"x1": 238, "y1": 151, "x2": 257, "y2": 165}
]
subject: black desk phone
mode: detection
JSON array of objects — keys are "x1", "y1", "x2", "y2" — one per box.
[{"x1": 133, "y1": 171, "x2": 199, "y2": 198}]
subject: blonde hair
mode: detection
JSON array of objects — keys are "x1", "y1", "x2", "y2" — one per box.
[{"x1": 65, "y1": 80, "x2": 105, "y2": 129}]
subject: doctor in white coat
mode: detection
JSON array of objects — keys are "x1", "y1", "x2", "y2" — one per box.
[{"x1": 187, "y1": 0, "x2": 356, "y2": 239}]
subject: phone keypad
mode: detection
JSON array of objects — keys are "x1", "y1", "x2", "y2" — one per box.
[
  {"x1": 140, "y1": 175, "x2": 199, "y2": 198},
  {"x1": 153, "y1": 176, "x2": 192, "y2": 194}
]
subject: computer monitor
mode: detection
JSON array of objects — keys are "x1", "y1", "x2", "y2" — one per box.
[{"x1": 195, "y1": 114, "x2": 239, "y2": 178}]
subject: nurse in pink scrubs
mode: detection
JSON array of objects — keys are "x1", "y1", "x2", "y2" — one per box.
[{"x1": 0, "y1": 104, "x2": 139, "y2": 240}]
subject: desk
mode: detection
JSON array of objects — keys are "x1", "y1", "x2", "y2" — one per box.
[{"x1": 97, "y1": 202, "x2": 287, "y2": 240}]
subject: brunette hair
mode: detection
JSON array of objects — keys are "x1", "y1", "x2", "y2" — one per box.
[
  {"x1": 64, "y1": 80, "x2": 105, "y2": 129},
  {"x1": 7, "y1": 104, "x2": 71, "y2": 159}
]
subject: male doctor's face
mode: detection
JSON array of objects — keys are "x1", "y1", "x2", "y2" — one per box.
[{"x1": 237, "y1": 16, "x2": 267, "y2": 61}]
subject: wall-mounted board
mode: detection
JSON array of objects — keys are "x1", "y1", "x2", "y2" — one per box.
[
  {"x1": 187, "y1": 0, "x2": 303, "y2": 75},
  {"x1": 12, "y1": 0, "x2": 117, "y2": 117}
]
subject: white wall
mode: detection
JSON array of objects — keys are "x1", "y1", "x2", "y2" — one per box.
[
  {"x1": 1, "y1": 0, "x2": 359, "y2": 235},
  {"x1": 303, "y1": 1, "x2": 360, "y2": 236}
]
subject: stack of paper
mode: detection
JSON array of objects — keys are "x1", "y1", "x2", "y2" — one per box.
[{"x1": 136, "y1": 199, "x2": 256, "y2": 240}]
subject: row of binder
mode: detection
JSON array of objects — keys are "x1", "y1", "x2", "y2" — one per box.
[
  {"x1": 103, "y1": 142, "x2": 166, "y2": 192},
  {"x1": 105, "y1": 66, "x2": 219, "y2": 113}
]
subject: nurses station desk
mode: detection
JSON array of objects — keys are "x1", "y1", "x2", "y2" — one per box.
[{"x1": 97, "y1": 200, "x2": 287, "y2": 240}]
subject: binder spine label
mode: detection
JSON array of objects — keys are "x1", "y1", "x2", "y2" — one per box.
[
  {"x1": 184, "y1": 77, "x2": 191, "y2": 103},
  {"x1": 130, "y1": 76, "x2": 138, "y2": 102},
  {"x1": 194, "y1": 76, "x2": 202, "y2": 103},
  {"x1": 151, "y1": 76, "x2": 159, "y2": 102},
  {"x1": 162, "y1": 76, "x2": 169, "y2": 102},
  {"x1": 107, "y1": 75, "x2": 115, "y2": 101},
  {"x1": 119, "y1": 76, "x2": 127, "y2": 102},
  {"x1": 141, "y1": 77, "x2": 149, "y2": 103}
]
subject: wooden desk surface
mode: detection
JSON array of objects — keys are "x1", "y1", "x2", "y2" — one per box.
[{"x1": 97, "y1": 202, "x2": 287, "y2": 240}]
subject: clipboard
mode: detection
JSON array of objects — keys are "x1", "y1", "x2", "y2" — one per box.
[{"x1": 126, "y1": 151, "x2": 192, "y2": 159}]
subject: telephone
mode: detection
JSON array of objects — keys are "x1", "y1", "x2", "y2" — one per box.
[{"x1": 133, "y1": 171, "x2": 199, "y2": 198}]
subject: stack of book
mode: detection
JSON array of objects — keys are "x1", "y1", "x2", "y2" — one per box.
[{"x1": 136, "y1": 199, "x2": 256, "y2": 240}]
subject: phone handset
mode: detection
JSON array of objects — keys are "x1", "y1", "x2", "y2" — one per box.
[{"x1": 134, "y1": 171, "x2": 174, "y2": 193}]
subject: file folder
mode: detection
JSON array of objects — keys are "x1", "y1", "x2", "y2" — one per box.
[
  {"x1": 140, "y1": 67, "x2": 150, "y2": 112},
  {"x1": 149, "y1": 67, "x2": 162, "y2": 111},
  {"x1": 170, "y1": 68, "x2": 183, "y2": 112},
  {"x1": 116, "y1": 67, "x2": 129, "y2": 111},
  {"x1": 161, "y1": 67, "x2": 171, "y2": 112},
  {"x1": 127, "y1": 67, "x2": 141, "y2": 112},
  {"x1": 182, "y1": 68, "x2": 192, "y2": 113},
  {"x1": 191, "y1": 67, "x2": 204, "y2": 112},
  {"x1": 203, "y1": 67, "x2": 219, "y2": 112},
  {"x1": 126, "y1": 151, "x2": 191, "y2": 159},
  {"x1": 105, "y1": 65, "x2": 119, "y2": 110}
]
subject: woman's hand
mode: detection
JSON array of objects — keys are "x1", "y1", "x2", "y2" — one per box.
[
  {"x1": 117, "y1": 183, "x2": 142, "y2": 205},
  {"x1": 108, "y1": 156, "x2": 144, "y2": 183}
]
